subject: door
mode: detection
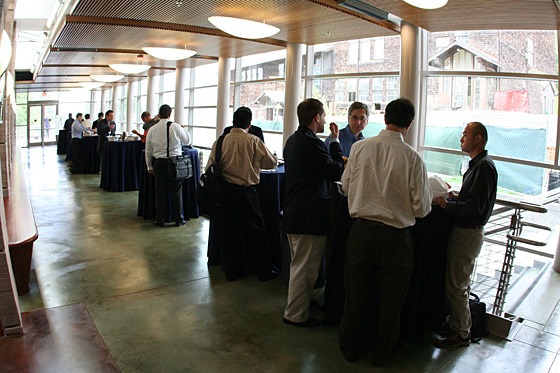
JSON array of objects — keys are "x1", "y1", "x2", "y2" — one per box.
[{"x1": 28, "y1": 103, "x2": 58, "y2": 146}]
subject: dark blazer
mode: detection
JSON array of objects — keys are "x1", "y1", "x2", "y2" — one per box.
[
  {"x1": 281, "y1": 126, "x2": 344, "y2": 235},
  {"x1": 223, "y1": 125, "x2": 265, "y2": 143},
  {"x1": 63, "y1": 118, "x2": 74, "y2": 131},
  {"x1": 96, "y1": 119, "x2": 116, "y2": 152}
]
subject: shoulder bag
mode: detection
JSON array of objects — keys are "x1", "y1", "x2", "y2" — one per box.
[
  {"x1": 167, "y1": 121, "x2": 193, "y2": 181},
  {"x1": 196, "y1": 135, "x2": 226, "y2": 217}
]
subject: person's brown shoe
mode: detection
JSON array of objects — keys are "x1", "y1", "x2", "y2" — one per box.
[{"x1": 434, "y1": 332, "x2": 470, "y2": 348}]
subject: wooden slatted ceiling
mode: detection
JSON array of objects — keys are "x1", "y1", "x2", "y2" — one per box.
[
  {"x1": 17, "y1": 0, "x2": 560, "y2": 93},
  {"x1": 53, "y1": 23, "x2": 286, "y2": 60},
  {"x1": 366, "y1": 0, "x2": 560, "y2": 31}
]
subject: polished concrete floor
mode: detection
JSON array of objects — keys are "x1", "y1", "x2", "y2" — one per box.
[{"x1": 3, "y1": 145, "x2": 560, "y2": 372}]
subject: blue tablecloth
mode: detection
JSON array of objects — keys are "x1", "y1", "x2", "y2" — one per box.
[
  {"x1": 100, "y1": 140, "x2": 144, "y2": 192},
  {"x1": 57, "y1": 130, "x2": 68, "y2": 154},
  {"x1": 66, "y1": 136, "x2": 100, "y2": 174},
  {"x1": 207, "y1": 165, "x2": 285, "y2": 268},
  {"x1": 137, "y1": 146, "x2": 201, "y2": 222}
]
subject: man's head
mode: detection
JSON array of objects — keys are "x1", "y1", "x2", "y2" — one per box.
[
  {"x1": 348, "y1": 101, "x2": 369, "y2": 136},
  {"x1": 158, "y1": 104, "x2": 172, "y2": 119},
  {"x1": 68, "y1": 113, "x2": 73, "y2": 118},
  {"x1": 384, "y1": 98, "x2": 415, "y2": 129},
  {"x1": 85, "y1": 113, "x2": 90, "y2": 120},
  {"x1": 461, "y1": 121, "x2": 488, "y2": 156},
  {"x1": 105, "y1": 110, "x2": 114, "y2": 122},
  {"x1": 97, "y1": 112, "x2": 104, "y2": 119},
  {"x1": 297, "y1": 98, "x2": 326, "y2": 133},
  {"x1": 233, "y1": 107, "x2": 252, "y2": 129},
  {"x1": 141, "y1": 111, "x2": 152, "y2": 123},
  {"x1": 76, "y1": 113, "x2": 83, "y2": 121}
]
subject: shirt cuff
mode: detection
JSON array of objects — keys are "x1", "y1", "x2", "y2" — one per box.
[{"x1": 329, "y1": 137, "x2": 340, "y2": 144}]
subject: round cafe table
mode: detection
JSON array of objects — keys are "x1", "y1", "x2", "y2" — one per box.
[
  {"x1": 65, "y1": 135, "x2": 100, "y2": 174},
  {"x1": 207, "y1": 165, "x2": 285, "y2": 270},
  {"x1": 100, "y1": 140, "x2": 144, "y2": 192},
  {"x1": 57, "y1": 129, "x2": 68, "y2": 154},
  {"x1": 137, "y1": 146, "x2": 201, "y2": 222}
]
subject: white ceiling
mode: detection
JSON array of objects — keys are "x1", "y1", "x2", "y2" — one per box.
[{"x1": 14, "y1": 0, "x2": 58, "y2": 70}]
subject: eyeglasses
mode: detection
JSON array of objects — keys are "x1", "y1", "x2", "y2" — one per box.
[{"x1": 350, "y1": 115, "x2": 367, "y2": 121}]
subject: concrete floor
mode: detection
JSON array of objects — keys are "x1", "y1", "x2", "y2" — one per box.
[{"x1": 7, "y1": 145, "x2": 560, "y2": 372}]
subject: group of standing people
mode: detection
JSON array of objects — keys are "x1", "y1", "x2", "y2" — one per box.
[
  {"x1": 65, "y1": 110, "x2": 116, "y2": 173},
  {"x1": 206, "y1": 97, "x2": 498, "y2": 367}
]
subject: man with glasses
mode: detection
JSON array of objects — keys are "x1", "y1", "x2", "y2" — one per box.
[{"x1": 325, "y1": 101, "x2": 369, "y2": 157}]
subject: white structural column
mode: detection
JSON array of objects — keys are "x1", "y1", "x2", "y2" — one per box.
[
  {"x1": 111, "y1": 84, "x2": 118, "y2": 110},
  {"x1": 400, "y1": 21, "x2": 423, "y2": 149},
  {"x1": 283, "y1": 42, "x2": 303, "y2": 147},
  {"x1": 126, "y1": 79, "x2": 135, "y2": 133},
  {"x1": 174, "y1": 63, "x2": 188, "y2": 125},
  {"x1": 147, "y1": 69, "x2": 157, "y2": 116},
  {"x1": 100, "y1": 88, "x2": 107, "y2": 114},
  {"x1": 216, "y1": 57, "x2": 233, "y2": 137},
  {"x1": 90, "y1": 90, "x2": 97, "y2": 117},
  {"x1": 111, "y1": 84, "x2": 119, "y2": 131}
]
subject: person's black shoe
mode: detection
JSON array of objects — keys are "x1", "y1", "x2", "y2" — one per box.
[
  {"x1": 282, "y1": 317, "x2": 321, "y2": 328},
  {"x1": 225, "y1": 270, "x2": 244, "y2": 282},
  {"x1": 342, "y1": 351, "x2": 360, "y2": 363},
  {"x1": 153, "y1": 221, "x2": 164, "y2": 227},
  {"x1": 258, "y1": 268, "x2": 280, "y2": 282},
  {"x1": 372, "y1": 357, "x2": 385, "y2": 367},
  {"x1": 175, "y1": 220, "x2": 187, "y2": 227}
]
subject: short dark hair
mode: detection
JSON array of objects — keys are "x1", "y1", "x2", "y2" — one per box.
[
  {"x1": 141, "y1": 111, "x2": 151, "y2": 120},
  {"x1": 98, "y1": 112, "x2": 104, "y2": 118},
  {"x1": 468, "y1": 121, "x2": 488, "y2": 144},
  {"x1": 68, "y1": 113, "x2": 72, "y2": 118},
  {"x1": 384, "y1": 98, "x2": 415, "y2": 128},
  {"x1": 233, "y1": 107, "x2": 252, "y2": 129},
  {"x1": 76, "y1": 113, "x2": 83, "y2": 118},
  {"x1": 105, "y1": 110, "x2": 113, "y2": 117},
  {"x1": 348, "y1": 101, "x2": 369, "y2": 118},
  {"x1": 297, "y1": 98, "x2": 324, "y2": 127},
  {"x1": 158, "y1": 104, "x2": 172, "y2": 119},
  {"x1": 85, "y1": 113, "x2": 90, "y2": 120}
]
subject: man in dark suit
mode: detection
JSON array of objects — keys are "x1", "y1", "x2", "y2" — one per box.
[
  {"x1": 92, "y1": 112, "x2": 104, "y2": 131},
  {"x1": 97, "y1": 110, "x2": 116, "y2": 167},
  {"x1": 223, "y1": 124, "x2": 265, "y2": 143},
  {"x1": 63, "y1": 113, "x2": 74, "y2": 131},
  {"x1": 281, "y1": 98, "x2": 344, "y2": 327}
]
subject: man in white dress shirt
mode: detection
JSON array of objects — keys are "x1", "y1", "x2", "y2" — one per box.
[
  {"x1": 338, "y1": 98, "x2": 432, "y2": 366},
  {"x1": 145, "y1": 104, "x2": 191, "y2": 227}
]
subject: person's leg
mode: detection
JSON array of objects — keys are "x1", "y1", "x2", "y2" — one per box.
[
  {"x1": 445, "y1": 226, "x2": 484, "y2": 339},
  {"x1": 169, "y1": 176, "x2": 184, "y2": 225},
  {"x1": 153, "y1": 159, "x2": 167, "y2": 226},
  {"x1": 284, "y1": 234, "x2": 326, "y2": 323},
  {"x1": 373, "y1": 227, "x2": 414, "y2": 364},
  {"x1": 338, "y1": 222, "x2": 376, "y2": 359},
  {"x1": 218, "y1": 182, "x2": 244, "y2": 280},
  {"x1": 242, "y1": 186, "x2": 274, "y2": 278}
]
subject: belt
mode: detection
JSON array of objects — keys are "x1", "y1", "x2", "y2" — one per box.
[
  {"x1": 357, "y1": 218, "x2": 386, "y2": 227},
  {"x1": 455, "y1": 222, "x2": 484, "y2": 230}
]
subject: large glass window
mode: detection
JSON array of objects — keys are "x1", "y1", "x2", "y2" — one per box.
[
  {"x1": 424, "y1": 30, "x2": 560, "y2": 197},
  {"x1": 313, "y1": 36, "x2": 400, "y2": 74},
  {"x1": 427, "y1": 30, "x2": 558, "y2": 75}
]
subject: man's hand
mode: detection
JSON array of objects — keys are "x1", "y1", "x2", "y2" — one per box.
[
  {"x1": 329, "y1": 122, "x2": 339, "y2": 139},
  {"x1": 433, "y1": 196, "x2": 448, "y2": 209},
  {"x1": 147, "y1": 169, "x2": 154, "y2": 175}
]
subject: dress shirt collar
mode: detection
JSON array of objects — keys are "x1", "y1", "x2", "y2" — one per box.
[
  {"x1": 230, "y1": 127, "x2": 248, "y2": 134},
  {"x1": 469, "y1": 150, "x2": 489, "y2": 168},
  {"x1": 342, "y1": 125, "x2": 364, "y2": 141},
  {"x1": 378, "y1": 128, "x2": 404, "y2": 141}
]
